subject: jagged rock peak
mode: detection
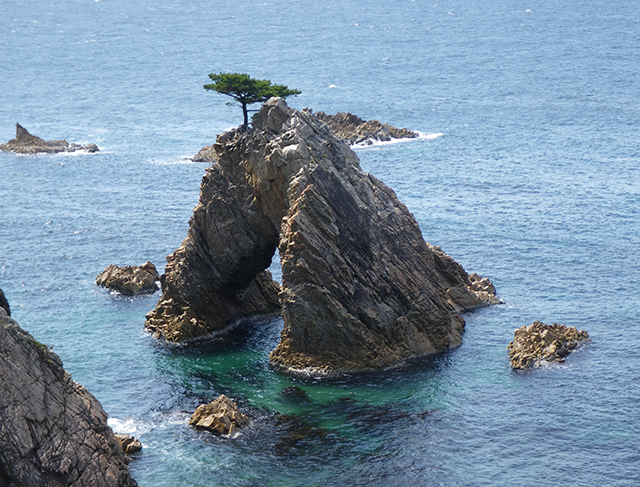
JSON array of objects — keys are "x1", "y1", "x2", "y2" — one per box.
[
  {"x1": 0, "y1": 123, "x2": 99, "y2": 154},
  {"x1": 0, "y1": 305, "x2": 137, "y2": 487},
  {"x1": 146, "y1": 97, "x2": 500, "y2": 372}
]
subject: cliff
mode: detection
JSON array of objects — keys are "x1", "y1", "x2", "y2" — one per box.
[
  {"x1": 0, "y1": 301, "x2": 137, "y2": 486},
  {"x1": 146, "y1": 98, "x2": 500, "y2": 372}
]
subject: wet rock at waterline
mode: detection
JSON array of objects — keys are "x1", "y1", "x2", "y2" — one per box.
[
  {"x1": 314, "y1": 111, "x2": 419, "y2": 145},
  {"x1": 0, "y1": 301, "x2": 137, "y2": 487},
  {"x1": 146, "y1": 97, "x2": 500, "y2": 372},
  {"x1": 0, "y1": 123, "x2": 99, "y2": 154},
  {"x1": 114, "y1": 434, "x2": 143, "y2": 455},
  {"x1": 96, "y1": 262, "x2": 160, "y2": 296},
  {"x1": 507, "y1": 321, "x2": 590, "y2": 369},
  {"x1": 189, "y1": 395, "x2": 250, "y2": 436}
]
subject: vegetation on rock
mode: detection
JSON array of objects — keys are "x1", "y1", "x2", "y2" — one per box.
[{"x1": 204, "y1": 73, "x2": 300, "y2": 128}]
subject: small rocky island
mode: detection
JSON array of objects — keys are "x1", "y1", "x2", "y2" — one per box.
[
  {"x1": 507, "y1": 321, "x2": 590, "y2": 369},
  {"x1": 189, "y1": 395, "x2": 250, "y2": 436},
  {"x1": 0, "y1": 290, "x2": 137, "y2": 486},
  {"x1": 96, "y1": 262, "x2": 160, "y2": 295},
  {"x1": 146, "y1": 98, "x2": 500, "y2": 373},
  {"x1": 0, "y1": 123, "x2": 99, "y2": 154}
]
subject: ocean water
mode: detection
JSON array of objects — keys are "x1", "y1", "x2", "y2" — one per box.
[{"x1": 1, "y1": 0, "x2": 639, "y2": 485}]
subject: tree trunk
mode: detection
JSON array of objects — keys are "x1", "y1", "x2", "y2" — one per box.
[{"x1": 242, "y1": 103, "x2": 249, "y2": 128}]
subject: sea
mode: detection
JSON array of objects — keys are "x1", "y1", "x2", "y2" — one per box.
[{"x1": 1, "y1": 0, "x2": 639, "y2": 485}]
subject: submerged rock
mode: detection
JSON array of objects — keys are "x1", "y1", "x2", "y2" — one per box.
[
  {"x1": 314, "y1": 111, "x2": 419, "y2": 145},
  {"x1": 507, "y1": 321, "x2": 590, "y2": 369},
  {"x1": 0, "y1": 304, "x2": 137, "y2": 487},
  {"x1": 96, "y1": 262, "x2": 160, "y2": 295},
  {"x1": 147, "y1": 98, "x2": 499, "y2": 372},
  {"x1": 189, "y1": 395, "x2": 250, "y2": 436},
  {"x1": 0, "y1": 123, "x2": 99, "y2": 154}
]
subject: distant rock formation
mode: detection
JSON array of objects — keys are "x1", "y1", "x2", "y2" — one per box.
[
  {"x1": 314, "y1": 111, "x2": 419, "y2": 145},
  {"x1": 147, "y1": 98, "x2": 500, "y2": 372},
  {"x1": 96, "y1": 262, "x2": 160, "y2": 296},
  {"x1": 0, "y1": 123, "x2": 99, "y2": 154},
  {"x1": 0, "y1": 299, "x2": 137, "y2": 487},
  {"x1": 507, "y1": 321, "x2": 590, "y2": 369},
  {"x1": 189, "y1": 395, "x2": 250, "y2": 435}
]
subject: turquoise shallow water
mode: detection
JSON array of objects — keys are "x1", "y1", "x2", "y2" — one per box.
[{"x1": 1, "y1": 0, "x2": 640, "y2": 485}]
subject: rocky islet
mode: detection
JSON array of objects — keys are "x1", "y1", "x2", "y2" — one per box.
[
  {"x1": 507, "y1": 321, "x2": 590, "y2": 369},
  {"x1": 95, "y1": 262, "x2": 160, "y2": 296},
  {"x1": 146, "y1": 98, "x2": 500, "y2": 372},
  {"x1": 0, "y1": 123, "x2": 99, "y2": 154}
]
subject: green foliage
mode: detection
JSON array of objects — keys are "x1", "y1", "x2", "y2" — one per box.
[{"x1": 204, "y1": 72, "x2": 301, "y2": 127}]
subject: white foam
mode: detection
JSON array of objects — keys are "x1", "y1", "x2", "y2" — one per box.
[
  {"x1": 108, "y1": 416, "x2": 151, "y2": 436},
  {"x1": 352, "y1": 131, "x2": 443, "y2": 149}
]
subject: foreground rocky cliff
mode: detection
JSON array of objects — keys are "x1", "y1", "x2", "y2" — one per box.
[
  {"x1": 147, "y1": 98, "x2": 499, "y2": 372},
  {"x1": 0, "y1": 300, "x2": 137, "y2": 486}
]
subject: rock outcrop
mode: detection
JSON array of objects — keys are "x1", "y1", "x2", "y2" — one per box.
[
  {"x1": 192, "y1": 144, "x2": 218, "y2": 163},
  {"x1": 189, "y1": 395, "x2": 250, "y2": 436},
  {"x1": 113, "y1": 435, "x2": 142, "y2": 455},
  {"x1": 146, "y1": 98, "x2": 499, "y2": 372},
  {"x1": 96, "y1": 262, "x2": 160, "y2": 296},
  {"x1": 0, "y1": 288, "x2": 9, "y2": 316},
  {"x1": 0, "y1": 123, "x2": 99, "y2": 154},
  {"x1": 314, "y1": 111, "x2": 419, "y2": 145},
  {"x1": 507, "y1": 321, "x2": 590, "y2": 369},
  {"x1": 0, "y1": 303, "x2": 137, "y2": 487}
]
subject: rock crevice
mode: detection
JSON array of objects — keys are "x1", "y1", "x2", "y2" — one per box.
[{"x1": 147, "y1": 98, "x2": 500, "y2": 371}]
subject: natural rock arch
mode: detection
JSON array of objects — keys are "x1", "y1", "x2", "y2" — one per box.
[{"x1": 145, "y1": 98, "x2": 500, "y2": 372}]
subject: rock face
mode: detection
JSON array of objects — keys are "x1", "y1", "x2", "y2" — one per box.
[
  {"x1": 0, "y1": 305, "x2": 137, "y2": 487},
  {"x1": 147, "y1": 98, "x2": 499, "y2": 372},
  {"x1": 507, "y1": 321, "x2": 590, "y2": 369},
  {"x1": 96, "y1": 262, "x2": 160, "y2": 295},
  {"x1": 0, "y1": 123, "x2": 99, "y2": 154},
  {"x1": 314, "y1": 111, "x2": 419, "y2": 145},
  {"x1": 0, "y1": 288, "x2": 9, "y2": 316},
  {"x1": 189, "y1": 395, "x2": 250, "y2": 435}
]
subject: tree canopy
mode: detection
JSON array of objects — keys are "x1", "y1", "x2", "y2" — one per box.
[{"x1": 204, "y1": 73, "x2": 301, "y2": 128}]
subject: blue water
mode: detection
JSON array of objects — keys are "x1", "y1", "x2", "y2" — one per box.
[{"x1": 1, "y1": 0, "x2": 639, "y2": 485}]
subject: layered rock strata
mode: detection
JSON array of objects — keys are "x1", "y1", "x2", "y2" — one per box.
[
  {"x1": 96, "y1": 262, "x2": 160, "y2": 296},
  {"x1": 147, "y1": 98, "x2": 499, "y2": 372},
  {"x1": 0, "y1": 123, "x2": 99, "y2": 154},
  {"x1": 314, "y1": 111, "x2": 419, "y2": 145},
  {"x1": 0, "y1": 303, "x2": 137, "y2": 487},
  {"x1": 507, "y1": 321, "x2": 590, "y2": 369},
  {"x1": 189, "y1": 395, "x2": 250, "y2": 436}
]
